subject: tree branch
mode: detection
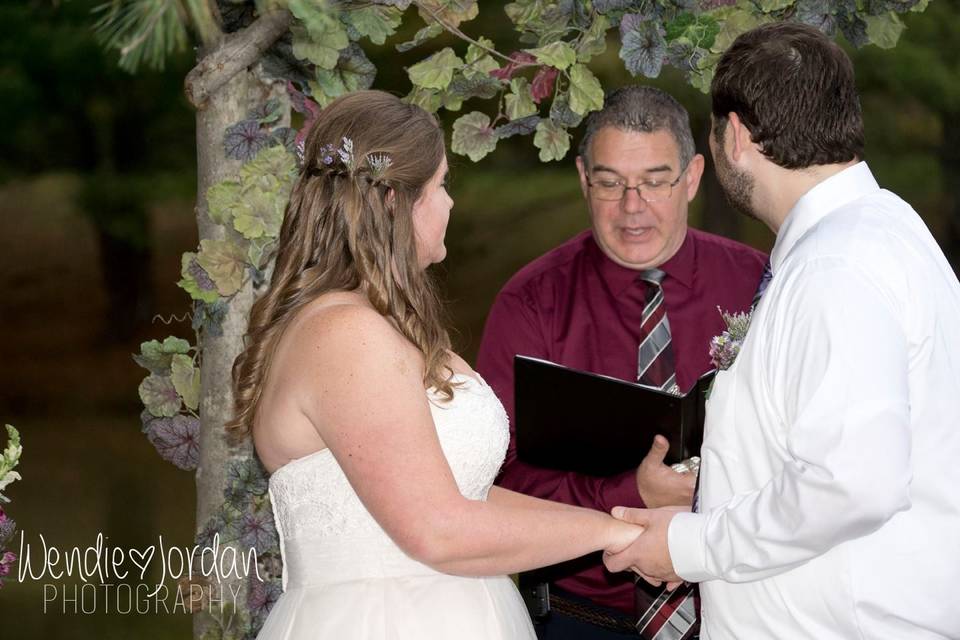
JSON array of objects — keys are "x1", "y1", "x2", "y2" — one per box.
[
  {"x1": 414, "y1": 1, "x2": 515, "y2": 64},
  {"x1": 184, "y1": 9, "x2": 293, "y2": 109}
]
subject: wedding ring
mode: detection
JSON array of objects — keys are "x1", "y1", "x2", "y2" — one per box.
[{"x1": 670, "y1": 456, "x2": 700, "y2": 474}]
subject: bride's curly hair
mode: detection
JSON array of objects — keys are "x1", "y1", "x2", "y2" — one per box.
[{"x1": 226, "y1": 90, "x2": 454, "y2": 436}]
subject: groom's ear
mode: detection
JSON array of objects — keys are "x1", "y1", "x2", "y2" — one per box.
[{"x1": 727, "y1": 112, "x2": 758, "y2": 165}]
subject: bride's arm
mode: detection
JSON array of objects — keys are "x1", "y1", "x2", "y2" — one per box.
[
  {"x1": 487, "y1": 485, "x2": 580, "y2": 511},
  {"x1": 288, "y1": 305, "x2": 641, "y2": 577}
]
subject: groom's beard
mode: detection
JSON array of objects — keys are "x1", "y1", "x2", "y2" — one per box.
[{"x1": 714, "y1": 148, "x2": 759, "y2": 222}]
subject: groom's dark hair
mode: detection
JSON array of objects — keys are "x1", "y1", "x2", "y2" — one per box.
[{"x1": 711, "y1": 22, "x2": 864, "y2": 170}]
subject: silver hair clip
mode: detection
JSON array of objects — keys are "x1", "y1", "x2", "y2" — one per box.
[{"x1": 366, "y1": 153, "x2": 393, "y2": 179}]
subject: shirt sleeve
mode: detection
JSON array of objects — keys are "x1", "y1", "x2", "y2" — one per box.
[
  {"x1": 668, "y1": 258, "x2": 912, "y2": 583},
  {"x1": 476, "y1": 287, "x2": 645, "y2": 513}
]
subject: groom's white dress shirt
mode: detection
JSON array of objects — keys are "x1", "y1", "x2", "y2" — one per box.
[{"x1": 668, "y1": 163, "x2": 960, "y2": 639}]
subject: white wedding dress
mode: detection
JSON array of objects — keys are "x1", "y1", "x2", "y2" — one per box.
[{"x1": 256, "y1": 374, "x2": 537, "y2": 639}]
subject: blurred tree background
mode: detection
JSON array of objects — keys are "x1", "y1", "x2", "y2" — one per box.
[{"x1": 0, "y1": 0, "x2": 956, "y2": 637}]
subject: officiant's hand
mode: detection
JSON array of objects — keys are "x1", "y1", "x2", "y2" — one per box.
[
  {"x1": 635, "y1": 435, "x2": 696, "y2": 508},
  {"x1": 603, "y1": 507, "x2": 683, "y2": 588}
]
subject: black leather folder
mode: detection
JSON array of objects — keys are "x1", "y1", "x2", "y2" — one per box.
[{"x1": 514, "y1": 355, "x2": 714, "y2": 476}]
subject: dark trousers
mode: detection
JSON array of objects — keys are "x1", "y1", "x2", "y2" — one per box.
[
  {"x1": 533, "y1": 588, "x2": 637, "y2": 640},
  {"x1": 535, "y1": 611, "x2": 638, "y2": 639}
]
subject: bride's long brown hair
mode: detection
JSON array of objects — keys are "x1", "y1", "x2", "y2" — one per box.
[{"x1": 226, "y1": 90, "x2": 454, "y2": 436}]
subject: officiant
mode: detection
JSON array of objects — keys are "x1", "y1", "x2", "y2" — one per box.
[{"x1": 476, "y1": 86, "x2": 766, "y2": 639}]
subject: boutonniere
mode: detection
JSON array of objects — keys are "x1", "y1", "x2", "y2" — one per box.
[{"x1": 709, "y1": 307, "x2": 753, "y2": 371}]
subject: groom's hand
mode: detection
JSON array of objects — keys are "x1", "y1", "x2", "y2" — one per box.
[
  {"x1": 603, "y1": 507, "x2": 683, "y2": 588},
  {"x1": 635, "y1": 435, "x2": 696, "y2": 508}
]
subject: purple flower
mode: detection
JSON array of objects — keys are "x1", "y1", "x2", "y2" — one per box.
[
  {"x1": 0, "y1": 551, "x2": 16, "y2": 579},
  {"x1": 0, "y1": 506, "x2": 15, "y2": 547},
  {"x1": 709, "y1": 308, "x2": 754, "y2": 371},
  {"x1": 709, "y1": 333, "x2": 741, "y2": 371},
  {"x1": 319, "y1": 143, "x2": 335, "y2": 165}
]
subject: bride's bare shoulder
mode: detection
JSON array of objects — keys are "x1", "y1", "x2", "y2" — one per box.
[{"x1": 285, "y1": 293, "x2": 419, "y2": 370}]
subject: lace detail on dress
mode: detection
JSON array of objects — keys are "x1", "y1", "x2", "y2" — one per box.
[{"x1": 267, "y1": 375, "x2": 509, "y2": 545}]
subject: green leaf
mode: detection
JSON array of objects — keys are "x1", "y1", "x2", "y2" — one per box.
[
  {"x1": 417, "y1": 0, "x2": 479, "y2": 28},
  {"x1": 196, "y1": 239, "x2": 248, "y2": 297},
  {"x1": 505, "y1": 0, "x2": 546, "y2": 28},
  {"x1": 576, "y1": 14, "x2": 610, "y2": 63},
  {"x1": 170, "y1": 354, "x2": 201, "y2": 411},
  {"x1": 139, "y1": 374, "x2": 182, "y2": 418},
  {"x1": 464, "y1": 37, "x2": 501, "y2": 79},
  {"x1": 568, "y1": 64, "x2": 603, "y2": 115},
  {"x1": 532, "y1": 3, "x2": 573, "y2": 44},
  {"x1": 240, "y1": 145, "x2": 298, "y2": 190},
  {"x1": 233, "y1": 187, "x2": 284, "y2": 240},
  {"x1": 534, "y1": 119, "x2": 571, "y2": 162},
  {"x1": 527, "y1": 41, "x2": 577, "y2": 70},
  {"x1": 665, "y1": 13, "x2": 720, "y2": 50},
  {"x1": 505, "y1": 77, "x2": 539, "y2": 120},
  {"x1": 206, "y1": 180, "x2": 242, "y2": 226},
  {"x1": 162, "y1": 336, "x2": 190, "y2": 353},
  {"x1": 134, "y1": 337, "x2": 191, "y2": 375},
  {"x1": 756, "y1": 0, "x2": 794, "y2": 11},
  {"x1": 711, "y1": 7, "x2": 768, "y2": 54},
  {"x1": 442, "y1": 92, "x2": 463, "y2": 112},
  {"x1": 688, "y1": 52, "x2": 721, "y2": 94},
  {"x1": 451, "y1": 111, "x2": 498, "y2": 161},
  {"x1": 314, "y1": 43, "x2": 377, "y2": 100},
  {"x1": 466, "y1": 36, "x2": 495, "y2": 64},
  {"x1": 289, "y1": 5, "x2": 349, "y2": 70},
  {"x1": 230, "y1": 145, "x2": 295, "y2": 244},
  {"x1": 178, "y1": 252, "x2": 221, "y2": 304},
  {"x1": 396, "y1": 23, "x2": 444, "y2": 53},
  {"x1": 292, "y1": 32, "x2": 346, "y2": 70},
  {"x1": 247, "y1": 236, "x2": 276, "y2": 271},
  {"x1": 340, "y1": 5, "x2": 402, "y2": 45},
  {"x1": 864, "y1": 12, "x2": 905, "y2": 49},
  {"x1": 404, "y1": 86, "x2": 444, "y2": 113},
  {"x1": 408, "y1": 47, "x2": 464, "y2": 90},
  {"x1": 287, "y1": 0, "x2": 346, "y2": 43}
]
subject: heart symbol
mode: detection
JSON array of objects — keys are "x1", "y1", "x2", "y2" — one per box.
[{"x1": 129, "y1": 545, "x2": 156, "y2": 580}]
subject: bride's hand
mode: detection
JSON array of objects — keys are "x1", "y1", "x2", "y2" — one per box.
[{"x1": 603, "y1": 514, "x2": 644, "y2": 555}]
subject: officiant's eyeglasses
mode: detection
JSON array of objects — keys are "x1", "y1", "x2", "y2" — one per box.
[{"x1": 586, "y1": 166, "x2": 687, "y2": 202}]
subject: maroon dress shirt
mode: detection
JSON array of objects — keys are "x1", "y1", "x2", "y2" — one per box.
[{"x1": 476, "y1": 228, "x2": 767, "y2": 615}]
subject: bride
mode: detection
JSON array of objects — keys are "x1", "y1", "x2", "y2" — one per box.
[{"x1": 227, "y1": 90, "x2": 642, "y2": 639}]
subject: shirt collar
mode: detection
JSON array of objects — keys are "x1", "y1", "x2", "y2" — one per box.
[
  {"x1": 770, "y1": 161, "x2": 879, "y2": 274},
  {"x1": 588, "y1": 230, "x2": 695, "y2": 295}
]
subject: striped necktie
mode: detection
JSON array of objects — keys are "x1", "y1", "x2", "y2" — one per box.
[
  {"x1": 633, "y1": 268, "x2": 698, "y2": 639},
  {"x1": 752, "y1": 261, "x2": 773, "y2": 309},
  {"x1": 636, "y1": 269, "x2": 677, "y2": 393}
]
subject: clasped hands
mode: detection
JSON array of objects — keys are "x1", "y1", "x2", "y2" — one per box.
[
  {"x1": 604, "y1": 505, "x2": 686, "y2": 590},
  {"x1": 603, "y1": 435, "x2": 695, "y2": 590}
]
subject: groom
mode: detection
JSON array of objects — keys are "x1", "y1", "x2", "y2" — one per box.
[{"x1": 605, "y1": 22, "x2": 960, "y2": 639}]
